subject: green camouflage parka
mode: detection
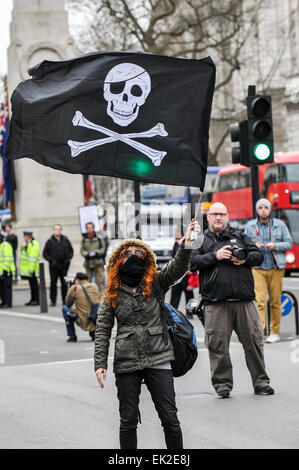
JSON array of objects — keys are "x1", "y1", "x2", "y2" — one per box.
[{"x1": 94, "y1": 238, "x2": 192, "y2": 374}]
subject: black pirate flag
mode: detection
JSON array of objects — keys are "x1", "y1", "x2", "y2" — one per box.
[{"x1": 6, "y1": 51, "x2": 215, "y2": 189}]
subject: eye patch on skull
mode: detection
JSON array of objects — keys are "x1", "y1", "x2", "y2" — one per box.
[
  {"x1": 110, "y1": 81, "x2": 125, "y2": 95},
  {"x1": 103, "y1": 63, "x2": 151, "y2": 127}
]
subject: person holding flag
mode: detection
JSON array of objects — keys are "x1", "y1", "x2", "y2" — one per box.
[{"x1": 94, "y1": 219, "x2": 200, "y2": 449}]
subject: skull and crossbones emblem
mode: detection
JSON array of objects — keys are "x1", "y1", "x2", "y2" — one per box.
[{"x1": 67, "y1": 63, "x2": 168, "y2": 166}]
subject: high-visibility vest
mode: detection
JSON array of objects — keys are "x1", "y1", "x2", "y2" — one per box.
[
  {"x1": 0, "y1": 241, "x2": 15, "y2": 277},
  {"x1": 20, "y1": 239, "x2": 40, "y2": 278}
]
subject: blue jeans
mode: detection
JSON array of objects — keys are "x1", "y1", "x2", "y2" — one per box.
[{"x1": 62, "y1": 305, "x2": 76, "y2": 336}]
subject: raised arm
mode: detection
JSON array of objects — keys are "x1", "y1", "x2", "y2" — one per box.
[{"x1": 156, "y1": 219, "x2": 201, "y2": 294}]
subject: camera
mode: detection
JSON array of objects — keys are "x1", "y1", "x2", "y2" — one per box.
[
  {"x1": 186, "y1": 298, "x2": 205, "y2": 325},
  {"x1": 64, "y1": 276, "x2": 75, "y2": 289},
  {"x1": 228, "y1": 245, "x2": 247, "y2": 260}
]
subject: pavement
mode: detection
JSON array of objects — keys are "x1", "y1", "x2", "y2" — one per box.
[{"x1": 0, "y1": 282, "x2": 299, "y2": 449}]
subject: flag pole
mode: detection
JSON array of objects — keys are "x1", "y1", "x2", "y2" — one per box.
[
  {"x1": 194, "y1": 191, "x2": 203, "y2": 220},
  {"x1": 134, "y1": 181, "x2": 140, "y2": 238},
  {"x1": 190, "y1": 190, "x2": 203, "y2": 240}
]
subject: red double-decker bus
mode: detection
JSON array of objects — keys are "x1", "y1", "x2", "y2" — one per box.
[{"x1": 212, "y1": 151, "x2": 299, "y2": 275}]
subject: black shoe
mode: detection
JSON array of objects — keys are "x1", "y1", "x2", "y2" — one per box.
[
  {"x1": 67, "y1": 335, "x2": 77, "y2": 343},
  {"x1": 50, "y1": 302, "x2": 56, "y2": 307},
  {"x1": 25, "y1": 300, "x2": 33, "y2": 306},
  {"x1": 30, "y1": 301, "x2": 39, "y2": 306},
  {"x1": 1, "y1": 304, "x2": 12, "y2": 308},
  {"x1": 89, "y1": 330, "x2": 95, "y2": 341},
  {"x1": 254, "y1": 385, "x2": 274, "y2": 395},
  {"x1": 217, "y1": 390, "x2": 231, "y2": 399}
]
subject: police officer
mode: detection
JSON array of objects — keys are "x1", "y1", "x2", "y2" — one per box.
[
  {"x1": 20, "y1": 231, "x2": 40, "y2": 306},
  {"x1": 0, "y1": 232, "x2": 15, "y2": 308},
  {"x1": 190, "y1": 202, "x2": 274, "y2": 398}
]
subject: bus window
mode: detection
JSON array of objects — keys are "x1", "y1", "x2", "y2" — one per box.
[
  {"x1": 217, "y1": 169, "x2": 251, "y2": 192},
  {"x1": 281, "y1": 164, "x2": 299, "y2": 182}
]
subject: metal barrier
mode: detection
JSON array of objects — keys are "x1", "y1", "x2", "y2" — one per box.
[
  {"x1": 266, "y1": 290, "x2": 299, "y2": 336},
  {"x1": 39, "y1": 262, "x2": 48, "y2": 313}
]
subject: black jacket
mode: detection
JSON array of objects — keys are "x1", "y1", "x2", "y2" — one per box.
[
  {"x1": 190, "y1": 226, "x2": 263, "y2": 303},
  {"x1": 6, "y1": 233, "x2": 18, "y2": 254},
  {"x1": 43, "y1": 235, "x2": 74, "y2": 269}
]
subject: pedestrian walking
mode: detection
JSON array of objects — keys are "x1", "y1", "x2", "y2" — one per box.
[
  {"x1": 94, "y1": 219, "x2": 200, "y2": 449},
  {"x1": 62, "y1": 272, "x2": 99, "y2": 342},
  {"x1": 4, "y1": 223, "x2": 18, "y2": 281},
  {"x1": 170, "y1": 225, "x2": 195, "y2": 317},
  {"x1": 20, "y1": 231, "x2": 40, "y2": 306},
  {"x1": 80, "y1": 222, "x2": 106, "y2": 296},
  {"x1": 244, "y1": 198, "x2": 293, "y2": 343},
  {"x1": 191, "y1": 202, "x2": 274, "y2": 398},
  {"x1": 0, "y1": 232, "x2": 15, "y2": 308},
  {"x1": 43, "y1": 224, "x2": 74, "y2": 306}
]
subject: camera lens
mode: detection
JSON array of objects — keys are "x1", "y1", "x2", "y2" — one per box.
[{"x1": 231, "y1": 247, "x2": 246, "y2": 260}]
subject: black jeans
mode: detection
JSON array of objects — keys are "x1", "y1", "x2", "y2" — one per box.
[
  {"x1": 115, "y1": 368, "x2": 183, "y2": 449},
  {"x1": 0, "y1": 273, "x2": 12, "y2": 306},
  {"x1": 29, "y1": 275, "x2": 39, "y2": 302},
  {"x1": 49, "y1": 265, "x2": 68, "y2": 304}
]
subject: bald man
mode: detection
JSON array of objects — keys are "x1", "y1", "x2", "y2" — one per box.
[{"x1": 190, "y1": 203, "x2": 274, "y2": 398}]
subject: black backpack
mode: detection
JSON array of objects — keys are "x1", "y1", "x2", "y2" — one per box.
[{"x1": 153, "y1": 284, "x2": 198, "y2": 378}]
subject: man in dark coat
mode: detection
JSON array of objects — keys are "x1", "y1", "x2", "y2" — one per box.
[
  {"x1": 43, "y1": 224, "x2": 74, "y2": 306},
  {"x1": 190, "y1": 202, "x2": 274, "y2": 399},
  {"x1": 4, "y1": 223, "x2": 18, "y2": 281}
]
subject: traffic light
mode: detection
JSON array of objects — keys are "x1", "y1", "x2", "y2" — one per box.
[
  {"x1": 230, "y1": 120, "x2": 250, "y2": 166},
  {"x1": 247, "y1": 94, "x2": 274, "y2": 165}
]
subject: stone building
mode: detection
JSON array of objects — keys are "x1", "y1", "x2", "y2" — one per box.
[{"x1": 7, "y1": 0, "x2": 85, "y2": 280}]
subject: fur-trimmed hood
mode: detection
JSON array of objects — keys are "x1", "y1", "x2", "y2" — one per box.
[{"x1": 105, "y1": 238, "x2": 157, "y2": 272}]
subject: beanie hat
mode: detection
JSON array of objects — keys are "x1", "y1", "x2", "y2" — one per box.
[{"x1": 256, "y1": 198, "x2": 272, "y2": 211}]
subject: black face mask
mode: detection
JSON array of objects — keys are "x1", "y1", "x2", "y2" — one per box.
[{"x1": 119, "y1": 254, "x2": 146, "y2": 287}]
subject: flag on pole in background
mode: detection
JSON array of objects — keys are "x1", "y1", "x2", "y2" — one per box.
[
  {"x1": 5, "y1": 51, "x2": 216, "y2": 190},
  {"x1": 84, "y1": 175, "x2": 93, "y2": 204},
  {"x1": 0, "y1": 101, "x2": 14, "y2": 206}
]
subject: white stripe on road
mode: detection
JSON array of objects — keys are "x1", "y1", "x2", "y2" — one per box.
[
  {"x1": 0, "y1": 356, "x2": 115, "y2": 370},
  {"x1": 0, "y1": 310, "x2": 64, "y2": 323},
  {"x1": 0, "y1": 357, "x2": 93, "y2": 370}
]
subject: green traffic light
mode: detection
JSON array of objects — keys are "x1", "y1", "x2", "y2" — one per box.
[{"x1": 254, "y1": 143, "x2": 271, "y2": 161}]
